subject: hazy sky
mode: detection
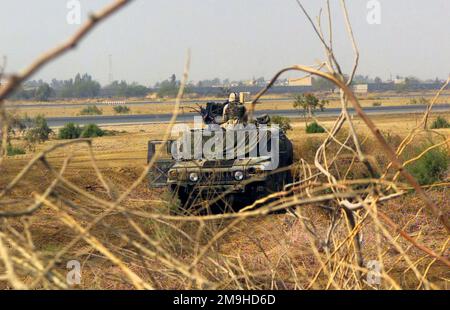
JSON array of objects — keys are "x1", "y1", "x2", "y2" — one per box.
[{"x1": 1, "y1": 0, "x2": 449, "y2": 85}]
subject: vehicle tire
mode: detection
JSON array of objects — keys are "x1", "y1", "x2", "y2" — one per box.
[
  {"x1": 168, "y1": 187, "x2": 193, "y2": 215},
  {"x1": 211, "y1": 194, "x2": 236, "y2": 214}
]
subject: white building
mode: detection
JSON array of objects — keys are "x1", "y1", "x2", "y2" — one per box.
[{"x1": 353, "y1": 84, "x2": 368, "y2": 94}]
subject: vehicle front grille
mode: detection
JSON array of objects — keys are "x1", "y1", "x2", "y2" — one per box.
[
  {"x1": 199, "y1": 171, "x2": 236, "y2": 183},
  {"x1": 203, "y1": 159, "x2": 235, "y2": 168}
]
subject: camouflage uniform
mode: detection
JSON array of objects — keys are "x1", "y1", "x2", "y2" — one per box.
[{"x1": 223, "y1": 93, "x2": 247, "y2": 125}]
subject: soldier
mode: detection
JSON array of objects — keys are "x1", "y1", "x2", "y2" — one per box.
[{"x1": 222, "y1": 92, "x2": 247, "y2": 125}]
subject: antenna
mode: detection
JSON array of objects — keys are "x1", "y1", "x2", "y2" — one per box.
[{"x1": 108, "y1": 54, "x2": 113, "y2": 84}]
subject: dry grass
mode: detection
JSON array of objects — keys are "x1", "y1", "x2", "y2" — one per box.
[
  {"x1": 1, "y1": 0, "x2": 449, "y2": 291},
  {"x1": 1, "y1": 114, "x2": 449, "y2": 289},
  {"x1": 5, "y1": 92, "x2": 450, "y2": 118}
]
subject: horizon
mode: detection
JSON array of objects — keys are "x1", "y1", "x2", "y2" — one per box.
[
  {"x1": 1, "y1": 0, "x2": 449, "y2": 85},
  {"x1": 18, "y1": 73, "x2": 448, "y2": 89}
]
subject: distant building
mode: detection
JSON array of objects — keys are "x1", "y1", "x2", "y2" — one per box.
[
  {"x1": 353, "y1": 84, "x2": 368, "y2": 94},
  {"x1": 273, "y1": 78, "x2": 288, "y2": 86},
  {"x1": 243, "y1": 79, "x2": 256, "y2": 86},
  {"x1": 288, "y1": 76, "x2": 312, "y2": 86},
  {"x1": 394, "y1": 78, "x2": 406, "y2": 84}
]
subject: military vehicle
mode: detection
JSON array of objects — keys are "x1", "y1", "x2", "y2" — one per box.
[{"x1": 147, "y1": 93, "x2": 293, "y2": 211}]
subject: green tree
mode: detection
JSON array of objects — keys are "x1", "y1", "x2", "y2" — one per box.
[
  {"x1": 293, "y1": 93, "x2": 328, "y2": 127},
  {"x1": 312, "y1": 77, "x2": 334, "y2": 91},
  {"x1": 154, "y1": 73, "x2": 194, "y2": 98},
  {"x1": 34, "y1": 83, "x2": 53, "y2": 101},
  {"x1": 104, "y1": 81, "x2": 149, "y2": 98},
  {"x1": 10, "y1": 85, "x2": 34, "y2": 100},
  {"x1": 170, "y1": 74, "x2": 176, "y2": 84},
  {"x1": 25, "y1": 115, "x2": 52, "y2": 144},
  {"x1": 57, "y1": 73, "x2": 101, "y2": 98},
  {"x1": 157, "y1": 78, "x2": 179, "y2": 98}
]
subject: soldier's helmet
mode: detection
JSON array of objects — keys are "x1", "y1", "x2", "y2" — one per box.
[{"x1": 228, "y1": 92, "x2": 238, "y2": 103}]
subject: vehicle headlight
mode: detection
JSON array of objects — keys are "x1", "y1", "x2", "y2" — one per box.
[
  {"x1": 234, "y1": 170, "x2": 244, "y2": 181},
  {"x1": 189, "y1": 172, "x2": 199, "y2": 182}
]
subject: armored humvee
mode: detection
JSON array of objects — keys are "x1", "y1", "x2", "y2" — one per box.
[{"x1": 147, "y1": 95, "x2": 293, "y2": 211}]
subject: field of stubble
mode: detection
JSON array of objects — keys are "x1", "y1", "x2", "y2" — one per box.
[{"x1": 1, "y1": 115, "x2": 449, "y2": 289}]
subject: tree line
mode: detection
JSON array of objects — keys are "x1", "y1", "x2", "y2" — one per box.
[
  {"x1": 10, "y1": 73, "x2": 150, "y2": 101},
  {"x1": 8, "y1": 72, "x2": 445, "y2": 101}
]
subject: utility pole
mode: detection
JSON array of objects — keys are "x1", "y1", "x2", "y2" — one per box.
[{"x1": 108, "y1": 54, "x2": 113, "y2": 85}]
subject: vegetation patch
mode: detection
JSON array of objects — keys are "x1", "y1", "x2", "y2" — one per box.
[
  {"x1": 406, "y1": 143, "x2": 449, "y2": 185},
  {"x1": 58, "y1": 123, "x2": 107, "y2": 139},
  {"x1": 58, "y1": 123, "x2": 83, "y2": 139},
  {"x1": 430, "y1": 116, "x2": 450, "y2": 129},
  {"x1": 7, "y1": 144, "x2": 26, "y2": 156},
  {"x1": 80, "y1": 105, "x2": 103, "y2": 115},
  {"x1": 294, "y1": 93, "x2": 328, "y2": 119},
  {"x1": 113, "y1": 105, "x2": 131, "y2": 114},
  {"x1": 25, "y1": 115, "x2": 53, "y2": 144},
  {"x1": 270, "y1": 115, "x2": 292, "y2": 132},
  {"x1": 81, "y1": 124, "x2": 105, "y2": 138},
  {"x1": 306, "y1": 121, "x2": 326, "y2": 134}
]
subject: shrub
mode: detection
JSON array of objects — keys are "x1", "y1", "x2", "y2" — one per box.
[
  {"x1": 430, "y1": 116, "x2": 450, "y2": 129},
  {"x1": 80, "y1": 105, "x2": 102, "y2": 115},
  {"x1": 372, "y1": 101, "x2": 382, "y2": 107},
  {"x1": 306, "y1": 121, "x2": 326, "y2": 134},
  {"x1": 409, "y1": 97, "x2": 429, "y2": 105},
  {"x1": 81, "y1": 124, "x2": 105, "y2": 138},
  {"x1": 5, "y1": 113, "x2": 28, "y2": 135},
  {"x1": 113, "y1": 105, "x2": 130, "y2": 114},
  {"x1": 58, "y1": 123, "x2": 82, "y2": 139},
  {"x1": 270, "y1": 115, "x2": 292, "y2": 132},
  {"x1": 34, "y1": 83, "x2": 53, "y2": 101},
  {"x1": 7, "y1": 144, "x2": 26, "y2": 156},
  {"x1": 406, "y1": 143, "x2": 449, "y2": 185},
  {"x1": 25, "y1": 115, "x2": 52, "y2": 144},
  {"x1": 58, "y1": 123, "x2": 106, "y2": 139}
]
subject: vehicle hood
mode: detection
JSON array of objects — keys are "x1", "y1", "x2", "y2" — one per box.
[{"x1": 171, "y1": 156, "x2": 273, "y2": 169}]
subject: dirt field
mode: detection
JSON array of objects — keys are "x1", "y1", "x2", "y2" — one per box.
[
  {"x1": 5, "y1": 91, "x2": 450, "y2": 118},
  {"x1": 1, "y1": 113, "x2": 449, "y2": 289}
]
